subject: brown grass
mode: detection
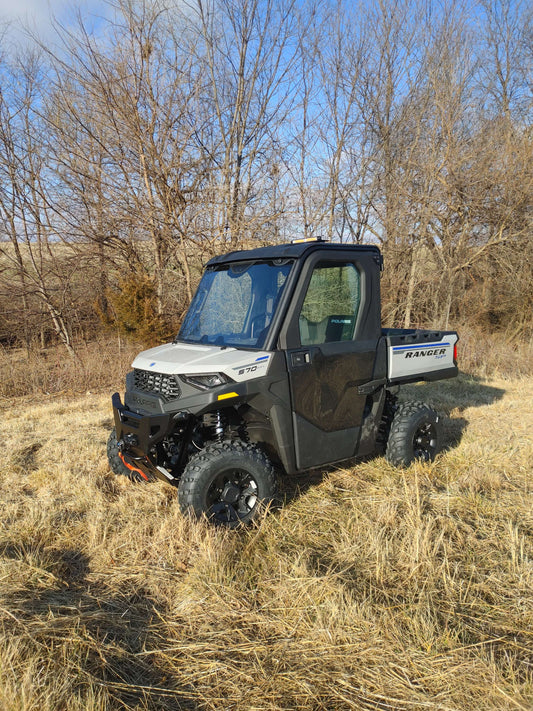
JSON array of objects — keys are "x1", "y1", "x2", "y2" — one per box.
[
  {"x1": 456, "y1": 327, "x2": 533, "y2": 379},
  {"x1": 0, "y1": 370, "x2": 532, "y2": 710},
  {"x1": 0, "y1": 336, "x2": 140, "y2": 399}
]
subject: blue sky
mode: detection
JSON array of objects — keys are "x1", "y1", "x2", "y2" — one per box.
[{"x1": 0, "y1": 0, "x2": 111, "y2": 42}]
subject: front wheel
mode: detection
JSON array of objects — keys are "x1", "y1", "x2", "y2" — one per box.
[
  {"x1": 178, "y1": 441, "x2": 276, "y2": 527},
  {"x1": 385, "y1": 402, "x2": 442, "y2": 467}
]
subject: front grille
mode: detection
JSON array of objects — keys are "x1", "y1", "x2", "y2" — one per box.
[{"x1": 133, "y1": 369, "x2": 182, "y2": 402}]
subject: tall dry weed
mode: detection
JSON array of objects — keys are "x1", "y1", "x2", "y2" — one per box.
[
  {"x1": 457, "y1": 327, "x2": 533, "y2": 378},
  {"x1": 0, "y1": 337, "x2": 139, "y2": 399}
]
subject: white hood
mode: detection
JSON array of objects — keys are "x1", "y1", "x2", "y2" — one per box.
[{"x1": 132, "y1": 342, "x2": 272, "y2": 382}]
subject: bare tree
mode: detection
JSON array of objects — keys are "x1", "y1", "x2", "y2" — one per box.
[
  {"x1": 0, "y1": 0, "x2": 532, "y2": 354},
  {"x1": 192, "y1": 0, "x2": 301, "y2": 244},
  {"x1": 47, "y1": 0, "x2": 209, "y2": 311},
  {"x1": 0, "y1": 50, "x2": 79, "y2": 356},
  {"x1": 477, "y1": 0, "x2": 532, "y2": 121}
]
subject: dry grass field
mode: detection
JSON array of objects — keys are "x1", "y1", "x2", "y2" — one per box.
[{"x1": 0, "y1": 372, "x2": 532, "y2": 710}]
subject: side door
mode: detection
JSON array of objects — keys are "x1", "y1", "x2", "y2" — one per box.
[{"x1": 279, "y1": 251, "x2": 381, "y2": 470}]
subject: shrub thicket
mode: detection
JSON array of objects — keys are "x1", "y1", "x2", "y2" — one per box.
[{"x1": 107, "y1": 273, "x2": 174, "y2": 348}]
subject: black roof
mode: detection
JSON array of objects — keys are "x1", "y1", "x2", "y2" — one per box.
[{"x1": 206, "y1": 240, "x2": 382, "y2": 267}]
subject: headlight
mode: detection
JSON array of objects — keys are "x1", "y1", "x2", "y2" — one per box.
[{"x1": 181, "y1": 373, "x2": 233, "y2": 390}]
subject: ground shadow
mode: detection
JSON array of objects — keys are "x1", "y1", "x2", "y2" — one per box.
[
  {"x1": 405, "y1": 372, "x2": 506, "y2": 454},
  {"x1": 441, "y1": 415, "x2": 469, "y2": 453},
  {"x1": 403, "y1": 372, "x2": 506, "y2": 414},
  {"x1": 277, "y1": 465, "x2": 332, "y2": 505},
  {"x1": 1, "y1": 542, "x2": 198, "y2": 710}
]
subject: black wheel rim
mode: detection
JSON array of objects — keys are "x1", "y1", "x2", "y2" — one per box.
[
  {"x1": 412, "y1": 422, "x2": 437, "y2": 461},
  {"x1": 206, "y1": 468, "x2": 259, "y2": 525}
]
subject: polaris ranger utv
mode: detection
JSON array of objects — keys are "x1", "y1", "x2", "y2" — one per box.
[{"x1": 109, "y1": 239, "x2": 458, "y2": 526}]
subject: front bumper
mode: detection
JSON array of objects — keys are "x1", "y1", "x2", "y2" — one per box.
[{"x1": 111, "y1": 392, "x2": 179, "y2": 483}]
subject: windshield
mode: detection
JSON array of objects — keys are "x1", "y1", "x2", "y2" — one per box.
[{"x1": 178, "y1": 260, "x2": 293, "y2": 349}]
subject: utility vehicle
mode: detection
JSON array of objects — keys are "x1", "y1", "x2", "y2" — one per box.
[{"x1": 109, "y1": 239, "x2": 458, "y2": 526}]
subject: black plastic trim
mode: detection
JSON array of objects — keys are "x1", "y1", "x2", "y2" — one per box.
[
  {"x1": 383, "y1": 328, "x2": 458, "y2": 345},
  {"x1": 358, "y1": 378, "x2": 387, "y2": 395},
  {"x1": 388, "y1": 366, "x2": 458, "y2": 385},
  {"x1": 206, "y1": 241, "x2": 382, "y2": 267}
]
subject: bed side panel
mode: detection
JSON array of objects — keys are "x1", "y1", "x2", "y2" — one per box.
[{"x1": 384, "y1": 329, "x2": 458, "y2": 383}]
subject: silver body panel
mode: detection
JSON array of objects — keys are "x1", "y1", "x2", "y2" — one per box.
[{"x1": 387, "y1": 333, "x2": 458, "y2": 381}]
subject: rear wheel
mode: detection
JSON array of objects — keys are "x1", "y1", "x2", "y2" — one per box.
[
  {"x1": 178, "y1": 441, "x2": 276, "y2": 527},
  {"x1": 385, "y1": 401, "x2": 442, "y2": 467}
]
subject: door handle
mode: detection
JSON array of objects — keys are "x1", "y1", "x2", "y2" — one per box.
[{"x1": 291, "y1": 350, "x2": 310, "y2": 366}]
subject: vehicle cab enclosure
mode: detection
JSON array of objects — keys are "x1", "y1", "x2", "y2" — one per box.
[{"x1": 112, "y1": 241, "x2": 456, "y2": 487}]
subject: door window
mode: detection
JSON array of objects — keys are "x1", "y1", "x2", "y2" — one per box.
[{"x1": 299, "y1": 262, "x2": 360, "y2": 345}]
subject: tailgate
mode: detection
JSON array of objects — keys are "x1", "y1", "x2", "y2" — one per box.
[{"x1": 384, "y1": 329, "x2": 458, "y2": 384}]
